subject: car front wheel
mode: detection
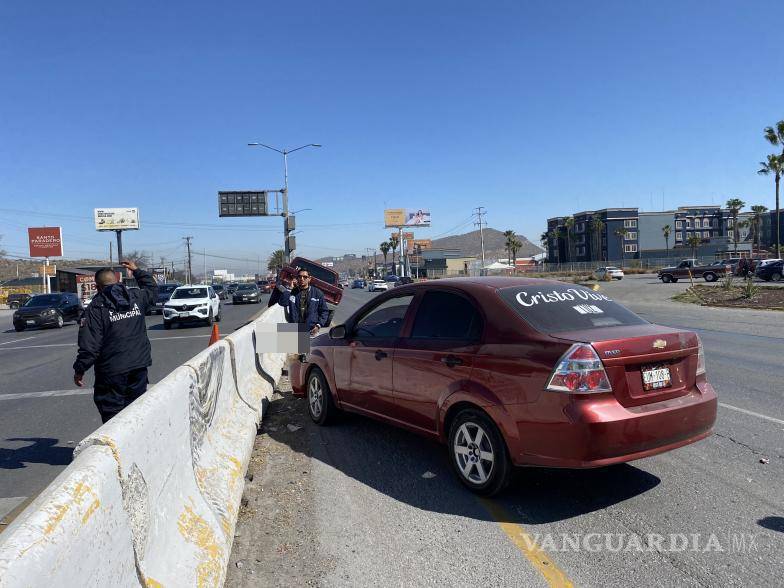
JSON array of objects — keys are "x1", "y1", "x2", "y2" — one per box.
[
  {"x1": 54, "y1": 314, "x2": 64, "y2": 329},
  {"x1": 703, "y1": 272, "x2": 717, "y2": 282},
  {"x1": 14, "y1": 323, "x2": 24, "y2": 332},
  {"x1": 307, "y1": 368, "x2": 338, "y2": 425},
  {"x1": 771, "y1": 271, "x2": 782, "y2": 282},
  {"x1": 661, "y1": 274, "x2": 672, "y2": 283},
  {"x1": 448, "y1": 409, "x2": 511, "y2": 496}
]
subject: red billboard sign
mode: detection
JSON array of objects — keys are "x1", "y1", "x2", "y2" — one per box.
[{"x1": 28, "y1": 227, "x2": 63, "y2": 257}]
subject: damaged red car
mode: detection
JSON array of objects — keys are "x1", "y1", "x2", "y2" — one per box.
[{"x1": 290, "y1": 278, "x2": 717, "y2": 496}]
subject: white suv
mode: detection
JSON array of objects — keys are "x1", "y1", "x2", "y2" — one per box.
[
  {"x1": 163, "y1": 285, "x2": 221, "y2": 329},
  {"x1": 368, "y1": 279, "x2": 389, "y2": 292}
]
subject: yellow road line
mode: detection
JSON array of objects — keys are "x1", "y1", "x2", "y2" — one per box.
[{"x1": 479, "y1": 498, "x2": 574, "y2": 588}]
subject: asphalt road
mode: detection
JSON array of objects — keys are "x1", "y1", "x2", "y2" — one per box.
[
  {"x1": 228, "y1": 278, "x2": 783, "y2": 587},
  {"x1": 0, "y1": 297, "x2": 268, "y2": 526}
]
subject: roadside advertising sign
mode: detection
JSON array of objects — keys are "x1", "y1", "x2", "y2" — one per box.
[
  {"x1": 28, "y1": 227, "x2": 63, "y2": 257},
  {"x1": 404, "y1": 209, "x2": 431, "y2": 226},
  {"x1": 94, "y1": 208, "x2": 140, "y2": 231},
  {"x1": 218, "y1": 191, "x2": 268, "y2": 217},
  {"x1": 384, "y1": 209, "x2": 406, "y2": 228},
  {"x1": 408, "y1": 238, "x2": 432, "y2": 254},
  {"x1": 76, "y1": 274, "x2": 98, "y2": 306},
  {"x1": 403, "y1": 232, "x2": 415, "y2": 240}
]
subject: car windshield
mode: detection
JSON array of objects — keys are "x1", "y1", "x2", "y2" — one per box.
[
  {"x1": 171, "y1": 288, "x2": 208, "y2": 299},
  {"x1": 498, "y1": 284, "x2": 648, "y2": 333},
  {"x1": 237, "y1": 284, "x2": 256, "y2": 291},
  {"x1": 159, "y1": 284, "x2": 178, "y2": 294},
  {"x1": 24, "y1": 295, "x2": 63, "y2": 307}
]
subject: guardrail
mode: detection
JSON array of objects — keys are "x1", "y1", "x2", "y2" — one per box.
[{"x1": 0, "y1": 305, "x2": 286, "y2": 587}]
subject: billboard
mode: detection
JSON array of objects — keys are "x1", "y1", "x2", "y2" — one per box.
[
  {"x1": 402, "y1": 231, "x2": 415, "y2": 240},
  {"x1": 218, "y1": 191, "x2": 268, "y2": 217},
  {"x1": 384, "y1": 208, "x2": 431, "y2": 227},
  {"x1": 407, "y1": 238, "x2": 432, "y2": 254},
  {"x1": 28, "y1": 227, "x2": 63, "y2": 257},
  {"x1": 95, "y1": 208, "x2": 140, "y2": 231}
]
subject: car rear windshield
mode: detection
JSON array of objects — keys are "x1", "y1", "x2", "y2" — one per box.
[
  {"x1": 237, "y1": 284, "x2": 256, "y2": 291},
  {"x1": 497, "y1": 285, "x2": 648, "y2": 333},
  {"x1": 24, "y1": 294, "x2": 63, "y2": 307},
  {"x1": 172, "y1": 288, "x2": 208, "y2": 299}
]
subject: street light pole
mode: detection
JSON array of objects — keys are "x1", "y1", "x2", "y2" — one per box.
[{"x1": 248, "y1": 142, "x2": 321, "y2": 264}]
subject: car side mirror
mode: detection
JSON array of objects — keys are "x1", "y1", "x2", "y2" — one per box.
[{"x1": 329, "y1": 325, "x2": 346, "y2": 340}]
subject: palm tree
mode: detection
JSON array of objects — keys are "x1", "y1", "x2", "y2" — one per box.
[
  {"x1": 379, "y1": 241, "x2": 391, "y2": 273},
  {"x1": 662, "y1": 224, "x2": 671, "y2": 257},
  {"x1": 614, "y1": 228, "x2": 628, "y2": 267},
  {"x1": 750, "y1": 205, "x2": 769, "y2": 254},
  {"x1": 758, "y1": 154, "x2": 782, "y2": 258},
  {"x1": 509, "y1": 237, "x2": 523, "y2": 268},
  {"x1": 503, "y1": 230, "x2": 516, "y2": 265},
  {"x1": 590, "y1": 214, "x2": 604, "y2": 262},
  {"x1": 564, "y1": 217, "x2": 575, "y2": 262},
  {"x1": 725, "y1": 198, "x2": 746, "y2": 254},
  {"x1": 267, "y1": 249, "x2": 285, "y2": 272},
  {"x1": 389, "y1": 234, "x2": 400, "y2": 275},
  {"x1": 686, "y1": 234, "x2": 702, "y2": 260}
]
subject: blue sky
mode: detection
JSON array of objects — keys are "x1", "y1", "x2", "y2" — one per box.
[{"x1": 1, "y1": 1, "x2": 782, "y2": 272}]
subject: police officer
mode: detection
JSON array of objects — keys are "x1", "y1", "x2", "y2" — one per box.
[{"x1": 73, "y1": 260, "x2": 158, "y2": 423}]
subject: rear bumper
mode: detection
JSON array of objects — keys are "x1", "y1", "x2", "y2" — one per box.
[{"x1": 511, "y1": 382, "x2": 717, "y2": 468}]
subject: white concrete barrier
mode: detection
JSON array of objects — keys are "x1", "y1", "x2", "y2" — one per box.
[
  {"x1": 254, "y1": 305, "x2": 287, "y2": 383},
  {"x1": 0, "y1": 306, "x2": 286, "y2": 587}
]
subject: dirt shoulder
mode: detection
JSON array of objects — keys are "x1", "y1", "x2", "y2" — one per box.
[
  {"x1": 672, "y1": 284, "x2": 784, "y2": 311},
  {"x1": 226, "y1": 376, "x2": 335, "y2": 587}
]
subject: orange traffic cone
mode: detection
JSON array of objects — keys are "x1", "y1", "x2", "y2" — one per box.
[{"x1": 208, "y1": 323, "x2": 220, "y2": 346}]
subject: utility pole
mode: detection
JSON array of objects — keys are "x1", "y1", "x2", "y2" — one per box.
[
  {"x1": 109, "y1": 241, "x2": 113, "y2": 264},
  {"x1": 183, "y1": 236, "x2": 193, "y2": 284},
  {"x1": 474, "y1": 207, "x2": 487, "y2": 273},
  {"x1": 203, "y1": 248, "x2": 207, "y2": 284},
  {"x1": 115, "y1": 230, "x2": 123, "y2": 262},
  {"x1": 160, "y1": 257, "x2": 166, "y2": 282}
]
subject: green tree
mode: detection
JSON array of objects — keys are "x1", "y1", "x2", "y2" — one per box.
[
  {"x1": 686, "y1": 234, "x2": 702, "y2": 260},
  {"x1": 591, "y1": 214, "x2": 605, "y2": 262},
  {"x1": 758, "y1": 153, "x2": 782, "y2": 258},
  {"x1": 267, "y1": 249, "x2": 285, "y2": 272},
  {"x1": 503, "y1": 230, "x2": 516, "y2": 264},
  {"x1": 389, "y1": 234, "x2": 399, "y2": 275},
  {"x1": 564, "y1": 217, "x2": 575, "y2": 262},
  {"x1": 750, "y1": 204, "x2": 769, "y2": 254},
  {"x1": 725, "y1": 198, "x2": 746, "y2": 253},
  {"x1": 379, "y1": 241, "x2": 391, "y2": 273},
  {"x1": 662, "y1": 224, "x2": 671, "y2": 257},
  {"x1": 614, "y1": 228, "x2": 628, "y2": 267},
  {"x1": 509, "y1": 236, "x2": 522, "y2": 268}
]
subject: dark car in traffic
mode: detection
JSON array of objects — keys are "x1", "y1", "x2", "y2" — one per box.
[
  {"x1": 755, "y1": 260, "x2": 783, "y2": 282},
  {"x1": 7, "y1": 293, "x2": 32, "y2": 309},
  {"x1": 394, "y1": 276, "x2": 414, "y2": 287},
  {"x1": 212, "y1": 284, "x2": 228, "y2": 300},
  {"x1": 351, "y1": 279, "x2": 367, "y2": 289},
  {"x1": 12, "y1": 292, "x2": 82, "y2": 331},
  {"x1": 232, "y1": 283, "x2": 261, "y2": 304},
  {"x1": 291, "y1": 277, "x2": 717, "y2": 496},
  {"x1": 152, "y1": 283, "x2": 181, "y2": 314}
]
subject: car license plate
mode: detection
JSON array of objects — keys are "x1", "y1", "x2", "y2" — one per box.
[
  {"x1": 178, "y1": 312, "x2": 190, "y2": 318},
  {"x1": 642, "y1": 364, "x2": 671, "y2": 391},
  {"x1": 26, "y1": 320, "x2": 35, "y2": 325}
]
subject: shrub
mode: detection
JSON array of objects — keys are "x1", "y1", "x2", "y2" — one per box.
[{"x1": 740, "y1": 278, "x2": 759, "y2": 300}]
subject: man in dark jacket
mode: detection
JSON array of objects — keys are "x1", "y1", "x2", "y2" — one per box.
[
  {"x1": 277, "y1": 268, "x2": 329, "y2": 335},
  {"x1": 73, "y1": 261, "x2": 158, "y2": 422}
]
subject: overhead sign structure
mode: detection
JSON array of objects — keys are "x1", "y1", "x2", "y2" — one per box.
[
  {"x1": 95, "y1": 208, "x2": 140, "y2": 231},
  {"x1": 218, "y1": 191, "x2": 268, "y2": 217},
  {"x1": 28, "y1": 227, "x2": 63, "y2": 257},
  {"x1": 384, "y1": 208, "x2": 431, "y2": 228}
]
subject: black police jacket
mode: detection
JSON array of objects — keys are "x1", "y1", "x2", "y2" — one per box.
[{"x1": 73, "y1": 269, "x2": 158, "y2": 377}]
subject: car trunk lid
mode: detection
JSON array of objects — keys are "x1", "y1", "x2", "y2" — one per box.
[{"x1": 550, "y1": 324, "x2": 699, "y2": 407}]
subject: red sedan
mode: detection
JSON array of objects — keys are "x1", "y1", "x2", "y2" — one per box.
[{"x1": 290, "y1": 278, "x2": 717, "y2": 496}]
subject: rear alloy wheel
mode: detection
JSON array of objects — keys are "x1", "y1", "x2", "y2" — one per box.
[
  {"x1": 703, "y1": 272, "x2": 717, "y2": 282},
  {"x1": 771, "y1": 272, "x2": 782, "y2": 282},
  {"x1": 661, "y1": 274, "x2": 672, "y2": 283},
  {"x1": 307, "y1": 368, "x2": 338, "y2": 425},
  {"x1": 449, "y1": 409, "x2": 511, "y2": 496}
]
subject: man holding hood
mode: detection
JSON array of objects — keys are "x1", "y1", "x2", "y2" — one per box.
[{"x1": 73, "y1": 261, "x2": 158, "y2": 422}]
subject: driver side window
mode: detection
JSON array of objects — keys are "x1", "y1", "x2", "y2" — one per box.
[{"x1": 353, "y1": 295, "x2": 414, "y2": 339}]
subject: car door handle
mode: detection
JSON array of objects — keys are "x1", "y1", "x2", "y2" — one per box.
[
  {"x1": 374, "y1": 350, "x2": 388, "y2": 361},
  {"x1": 441, "y1": 355, "x2": 463, "y2": 368}
]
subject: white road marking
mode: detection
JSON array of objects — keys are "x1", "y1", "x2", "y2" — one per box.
[
  {"x1": 0, "y1": 389, "x2": 92, "y2": 401},
  {"x1": 0, "y1": 333, "x2": 225, "y2": 351},
  {"x1": 0, "y1": 497, "x2": 27, "y2": 521},
  {"x1": 719, "y1": 402, "x2": 784, "y2": 426},
  {"x1": 0, "y1": 336, "x2": 36, "y2": 346}
]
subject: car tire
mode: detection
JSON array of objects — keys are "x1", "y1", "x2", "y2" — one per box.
[
  {"x1": 54, "y1": 314, "x2": 64, "y2": 329},
  {"x1": 205, "y1": 310, "x2": 214, "y2": 326},
  {"x1": 306, "y1": 368, "x2": 338, "y2": 425},
  {"x1": 14, "y1": 324, "x2": 24, "y2": 332},
  {"x1": 772, "y1": 271, "x2": 782, "y2": 282},
  {"x1": 163, "y1": 320, "x2": 172, "y2": 330},
  {"x1": 448, "y1": 408, "x2": 511, "y2": 497},
  {"x1": 671, "y1": 278, "x2": 678, "y2": 283},
  {"x1": 215, "y1": 309, "x2": 222, "y2": 322},
  {"x1": 9, "y1": 302, "x2": 19, "y2": 309},
  {"x1": 703, "y1": 272, "x2": 717, "y2": 282},
  {"x1": 661, "y1": 274, "x2": 672, "y2": 283}
]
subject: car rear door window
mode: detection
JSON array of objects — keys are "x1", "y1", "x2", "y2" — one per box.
[
  {"x1": 498, "y1": 285, "x2": 647, "y2": 333},
  {"x1": 411, "y1": 291, "x2": 483, "y2": 340},
  {"x1": 354, "y1": 295, "x2": 414, "y2": 338}
]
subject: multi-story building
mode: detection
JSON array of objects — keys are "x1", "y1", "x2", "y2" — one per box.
[{"x1": 547, "y1": 208, "x2": 639, "y2": 262}]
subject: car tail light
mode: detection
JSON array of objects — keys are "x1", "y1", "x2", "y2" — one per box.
[
  {"x1": 696, "y1": 335, "x2": 706, "y2": 376},
  {"x1": 546, "y1": 343, "x2": 612, "y2": 394}
]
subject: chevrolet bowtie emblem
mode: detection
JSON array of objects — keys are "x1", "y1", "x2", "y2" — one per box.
[{"x1": 653, "y1": 339, "x2": 667, "y2": 349}]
